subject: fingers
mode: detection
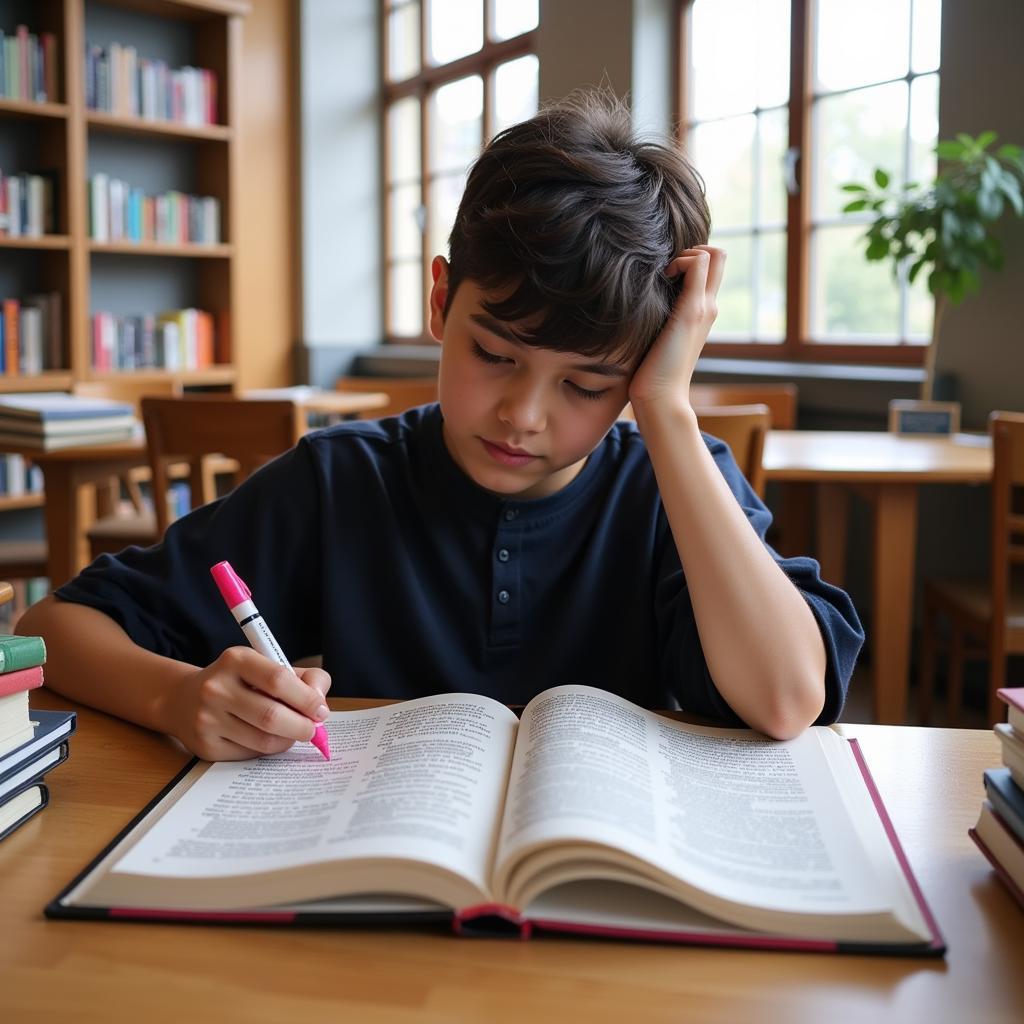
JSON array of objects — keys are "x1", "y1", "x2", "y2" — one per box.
[
  {"x1": 295, "y1": 666, "x2": 332, "y2": 702},
  {"x1": 665, "y1": 246, "x2": 727, "y2": 298}
]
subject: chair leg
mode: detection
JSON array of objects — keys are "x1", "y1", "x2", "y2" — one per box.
[
  {"x1": 918, "y1": 594, "x2": 938, "y2": 725},
  {"x1": 946, "y1": 626, "x2": 965, "y2": 727}
]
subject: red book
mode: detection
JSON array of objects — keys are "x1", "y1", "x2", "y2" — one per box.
[
  {"x1": 42, "y1": 33, "x2": 59, "y2": 102},
  {"x1": 3, "y1": 299, "x2": 19, "y2": 376},
  {"x1": 998, "y1": 688, "x2": 1024, "y2": 733},
  {"x1": 0, "y1": 665, "x2": 44, "y2": 698}
]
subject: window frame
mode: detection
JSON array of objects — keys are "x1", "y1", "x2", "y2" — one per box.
[
  {"x1": 677, "y1": 0, "x2": 934, "y2": 367},
  {"x1": 381, "y1": 1, "x2": 538, "y2": 344}
]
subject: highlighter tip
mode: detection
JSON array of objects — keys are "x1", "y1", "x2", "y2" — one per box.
[{"x1": 311, "y1": 724, "x2": 331, "y2": 761}]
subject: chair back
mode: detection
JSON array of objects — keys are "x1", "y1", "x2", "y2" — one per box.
[
  {"x1": 990, "y1": 411, "x2": 1024, "y2": 647},
  {"x1": 141, "y1": 397, "x2": 305, "y2": 535},
  {"x1": 694, "y1": 404, "x2": 772, "y2": 496},
  {"x1": 689, "y1": 383, "x2": 797, "y2": 429},
  {"x1": 336, "y1": 375, "x2": 438, "y2": 418},
  {"x1": 72, "y1": 377, "x2": 183, "y2": 416}
]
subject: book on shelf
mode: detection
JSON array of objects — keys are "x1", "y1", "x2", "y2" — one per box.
[
  {"x1": 0, "y1": 781, "x2": 48, "y2": 842},
  {"x1": 0, "y1": 453, "x2": 43, "y2": 497},
  {"x1": 0, "y1": 394, "x2": 136, "y2": 449},
  {"x1": 0, "y1": 26, "x2": 59, "y2": 103},
  {"x1": 92, "y1": 309, "x2": 216, "y2": 372},
  {"x1": 48, "y1": 685, "x2": 944, "y2": 956},
  {"x1": 85, "y1": 42, "x2": 216, "y2": 126},
  {"x1": 0, "y1": 170, "x2": 58, "y2": 237},
  {"x1": 88, "y1": 175, "x2": 220, "y2": 245},
  {"x1": 0, "y1": 293, "x2": 64, "y2": 373},
  {"x1": 0, "y1": 664, "x2": 44, "y2": 756}
]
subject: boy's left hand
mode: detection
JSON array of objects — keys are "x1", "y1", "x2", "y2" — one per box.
[{"x1": 628, "y1": 245, "x2": 726, "y2": 412}]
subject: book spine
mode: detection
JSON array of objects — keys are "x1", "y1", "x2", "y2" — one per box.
[{"x1": 0, "y1": 635, "x2": 46, "y2": 673}]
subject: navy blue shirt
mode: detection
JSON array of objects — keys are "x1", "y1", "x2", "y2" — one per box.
[{"x1": 56, "y1": 404, "x2": 863, "y2": 724}]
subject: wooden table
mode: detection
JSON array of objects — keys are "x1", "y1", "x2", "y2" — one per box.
[
  {"x1": 763, "y1": 431, "x2": 994, "y2": 726},
  {"x1": 1, "y1": 691, "x2": 1021, "y2": 1023},
  {"x1": 2, "y1": 390, "x2": 388, "y2": 588}
]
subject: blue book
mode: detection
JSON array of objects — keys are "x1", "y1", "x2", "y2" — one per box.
[
  {"x1": 0, "y1": 709, "x2": 76, "y2": 782},
  {"x1": 984, "y1": 767, "x2": 1024, "y2": 845},
  {"x1": 0, "y1": 781, "x2": 48, "y2": 842},
  {"x1": 0, "y1": 392, "x2": 133, "y2": 422}
]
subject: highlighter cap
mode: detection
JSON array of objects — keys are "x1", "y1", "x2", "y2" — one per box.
[{"x1": 210, "y1": 560, "x2": 251, "y2": 609}]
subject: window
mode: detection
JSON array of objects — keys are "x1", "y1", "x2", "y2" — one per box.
[
  {"x1": 382, "y1": 0, "x2": 539, "y2": 341},
  {"x1": 681, "y1": 0, "x2": 942, "y2": 364}
]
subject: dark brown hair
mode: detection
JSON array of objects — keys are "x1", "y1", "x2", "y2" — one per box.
[{"x1": 444, "y1": 89, "x2": 711, "y2": 364}]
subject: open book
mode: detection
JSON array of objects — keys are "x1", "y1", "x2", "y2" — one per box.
[{"x1": 49, "y1": 685, "x2": 943, "y2": 955}]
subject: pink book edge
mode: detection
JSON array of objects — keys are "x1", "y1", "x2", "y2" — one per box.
[
  {"x1": 848, "y1": 737, "x2": 945, "y2": 951},
  {"x1": 0, "y1": 665, "x2": 44, "y2": 698},
  {"x1": 997, "y1": 687, "x2": 1024, "y2": 713}
]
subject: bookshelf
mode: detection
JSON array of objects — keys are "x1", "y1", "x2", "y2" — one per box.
[{"x1": 0, "y1": 0, "x2": 250, "y2": 392}]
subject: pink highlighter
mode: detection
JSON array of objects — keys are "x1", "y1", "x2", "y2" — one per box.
[{"x1": 210, "y1": 560, "x2": 331, "y2": 760}]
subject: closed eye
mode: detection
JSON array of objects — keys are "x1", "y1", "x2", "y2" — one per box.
[
  {"x1": 566, "y1": 380, "x2": 609, "y2": 400},
  {"x1": 471, "y1": 340, "x2": 512, "y2": 365}
]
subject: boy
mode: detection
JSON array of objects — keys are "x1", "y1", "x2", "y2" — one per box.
[{"x1": 18, "y1": 93, "x2": 863, "y2": 761}]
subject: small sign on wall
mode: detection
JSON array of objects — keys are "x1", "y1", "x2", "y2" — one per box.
[{"x1": 887, "y1": 399, "x2": 962, "y2": 435}]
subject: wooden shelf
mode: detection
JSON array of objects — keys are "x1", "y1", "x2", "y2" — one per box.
[
  {"x1": 97, "y1": 0, "x2": 251, "y2": 20},
  {"x1": 87, "y1": 366, "x2": 237, "y2": 386},
  {"x1": 0, "y1": 97, "x2": 69, "y2": 122},
  {"x1": 88, "y1": 241, "x2": 232, "y2": 258},
  {"x1": 0, "y1": 373, "x2": 74, "y2": 393},
  {"x1": 0, "y1": 235, "x2": 72, "y2": 251},
  {"x1": 86, "y1": 110, "x2": 232, "y2": 142},
  {"x1": 0, "y1": 494, "x2": 45, "y2": 512}
]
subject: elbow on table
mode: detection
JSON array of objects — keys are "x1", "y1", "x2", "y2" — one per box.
[{"x1": 747, "y1": 673, "x2": 827, "y2": 741}]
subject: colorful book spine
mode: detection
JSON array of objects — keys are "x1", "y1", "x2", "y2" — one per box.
[
  {"x1": 0, "y1": 664, "x2": 44, "y2": 697},
  {"x1": 0, "y1": 635, "x2": 46, "y2": 674},
  {"x1": 0, "y1": 26, "x2": 56, "y2": 103}
]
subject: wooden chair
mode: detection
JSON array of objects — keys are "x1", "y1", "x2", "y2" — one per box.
[
  {"x1": 336, "y1": 375, "x2": 438, "y2": 418},
  {"x1": 693, "y1": 404, "x2": 772, "y2": 497},
  {"x1": 918, "y1": 411, "x2": 1024, "y2": 726},
  {"x1": 690, "y1": 382, "x2": 798, "y2": 429},
  {"x1": 88, "y1": 397, "x2": 304, "y2": 557}
]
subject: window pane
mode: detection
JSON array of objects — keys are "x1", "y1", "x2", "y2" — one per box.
[
  {"x1": 815, "y1": 0, "x2": 910, "y2": 93},
  {"x1": 758, "y1": 107, "x2": 788, "y2": 226},
  {"x1": 493, "y1": 55, "x2": 539, "y2": 137},
  {"x1": 429, "y1": 0, "x2": 483, "y2": 65},
  {"x1": 690, "y1": 0, "x2": 757, "y2": 119},
  {"x1": 387, "y1": 2, "x2": 421, "y2": 81},
  {"x1": 493, "y1": 0, "x2": 538, "y2": 40},
  {"x1": 810, "y1": 225, "x2": 899, "y2": 339},
  {"x1": 912, "y1": 0, "x2": 942, "y2": 74},
  {"x1": 755, "y1": 0, "x2": 790, "y2": 108},
  {"x1": 757, "y1": 230, "x2": 786, "y2": 339},
  {"x1": 812, "y1": 81, "x2": 908, "y2": 219},
  {"x1": 389, "y1": 261, "x2": 424, "y2": 336},
  {"x1": 389, "y1": 183, "x2": 423, "y2": 260},
  {"x1": 428, "y1": 172, "x2": 465, "y2": 258},
  {"x1": 430, "y1": 75, "x2": 483, "y2": 174},
  {"x1": 690, "y1": 115, "x2": 755, "y2": 228},
  {"x1": 909, "y1": 73, "x2": 939, "y2": 187},
  {"x1": 709, "y1": 233, "x2": 753, "y2": 337},
  {"x1": 906, "y1": 259, "x2": 934, "y2": 340},
  {"x1": 388, "y1": 97, "x2": 421, "y2": 184}
]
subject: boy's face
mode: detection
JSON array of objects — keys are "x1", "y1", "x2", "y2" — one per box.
[{"x1": 429, "y1": 257, "x2": 634, "y2": 500}]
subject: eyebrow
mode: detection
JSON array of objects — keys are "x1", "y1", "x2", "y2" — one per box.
[{"x1": 470, "y1": 313, "x2": 630, "y2": 379}]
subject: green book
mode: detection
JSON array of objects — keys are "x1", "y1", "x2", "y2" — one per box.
[{"x1": 0, "y1": 635, "x2": 46, "y2": 674}]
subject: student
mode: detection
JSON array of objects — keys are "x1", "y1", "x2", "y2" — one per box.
[{"x1": 18, "y1": 92, "x2": 863, "y2": 761}]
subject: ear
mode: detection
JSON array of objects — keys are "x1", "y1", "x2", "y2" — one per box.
[{"x1": 428, "y1": 256, "x2": 450, "y2": 343}]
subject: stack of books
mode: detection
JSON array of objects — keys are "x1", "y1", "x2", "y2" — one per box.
[
  {"x1": 0, "y1": 392, "x2": 137, "y2": 450},
  {"x1": 0, "y1": 634, "x2": 76, "y2": 842},
  {"x1": 969, "y1": 687, "x2": 1024, "y2": 909}
]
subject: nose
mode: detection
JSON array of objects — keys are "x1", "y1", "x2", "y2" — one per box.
[{"x1": 497, "y1": 377, "x2": 547, "y2": 434}]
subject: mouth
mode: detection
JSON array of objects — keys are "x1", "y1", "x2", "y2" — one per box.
[{"x1": 480, "y1": 438, "x2": 539, "y2": 467}]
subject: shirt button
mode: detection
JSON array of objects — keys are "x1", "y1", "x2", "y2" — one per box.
[
  {"x1": 504, "y1": 508, "x2": 518, "y2": 521},
  {"x1": 497, "y1": 589, "x2": 511, "y2": 604},
  {"x1": 497, "y1": 548, "x2": 510, "y2": 563}
]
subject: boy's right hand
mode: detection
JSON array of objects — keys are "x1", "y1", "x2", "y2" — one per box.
[{"x1": 164, "y1": 647, "x2": 332, "y2": 761}]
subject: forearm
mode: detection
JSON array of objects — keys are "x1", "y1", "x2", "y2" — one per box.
[
  {"x1": 16, "y1": 595, "x2": 195, "y2": 733},
  {"x1": 635, "y1": 400, "x2": 827, "y2": 738}
]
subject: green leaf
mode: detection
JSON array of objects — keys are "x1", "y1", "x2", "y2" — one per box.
[
  {"x1": 998, "y1": 170, "x2": 1024, "y2": 215},
  {"x1": 873, "y1": 167, "x2": 891, "y2": 189},
  {"x1": 908, "y1": 258, "x2": 927, "y2": 284},
  {"x1": 936, "y1": 140, "x2": 966, "y2": 160},
  {"x1": 840, "y1": 183, "x2": 869, "y2": 192},
  {"x1": 976, "y1": 130, "x2": 998, "y2": 151},
  {"x1": 866, "y1": 237, "x2": 890, "y2": 260},
  {"x1": 842, "y1": 198, "x2": 870, "y2": 213},
  {"x1": 998, "y1": 144, "x2": 1022, "y2": 161},
  {"x1": 956, "y1": 132, "x2": 979, "y2": 153},
  {"x1": 977, "y1": 188, "x2": 1004, "y2": 219}
]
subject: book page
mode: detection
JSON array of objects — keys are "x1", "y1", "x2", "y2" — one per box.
[
  {"x1": 112, "y1": 694, "x2": 519, "y2": 899},
  {"x1": 493, "y1": 685, "x2": 900, "y2": 917}
]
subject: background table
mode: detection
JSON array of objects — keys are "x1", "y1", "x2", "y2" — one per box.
[
  {"x1": 1, "y1": 691, "x2": 1021, "y2": 1023},
  {"x1": 3, "y1": 390, "x2": 388, "y2": 587},
  {"x1": 764, "y1": 431, "x2": 993, "y2": 725}
]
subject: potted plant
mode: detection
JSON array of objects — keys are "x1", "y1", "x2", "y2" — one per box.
[{"x1": 841, "y1": 133, "x2": 1024, "y2": 399}]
